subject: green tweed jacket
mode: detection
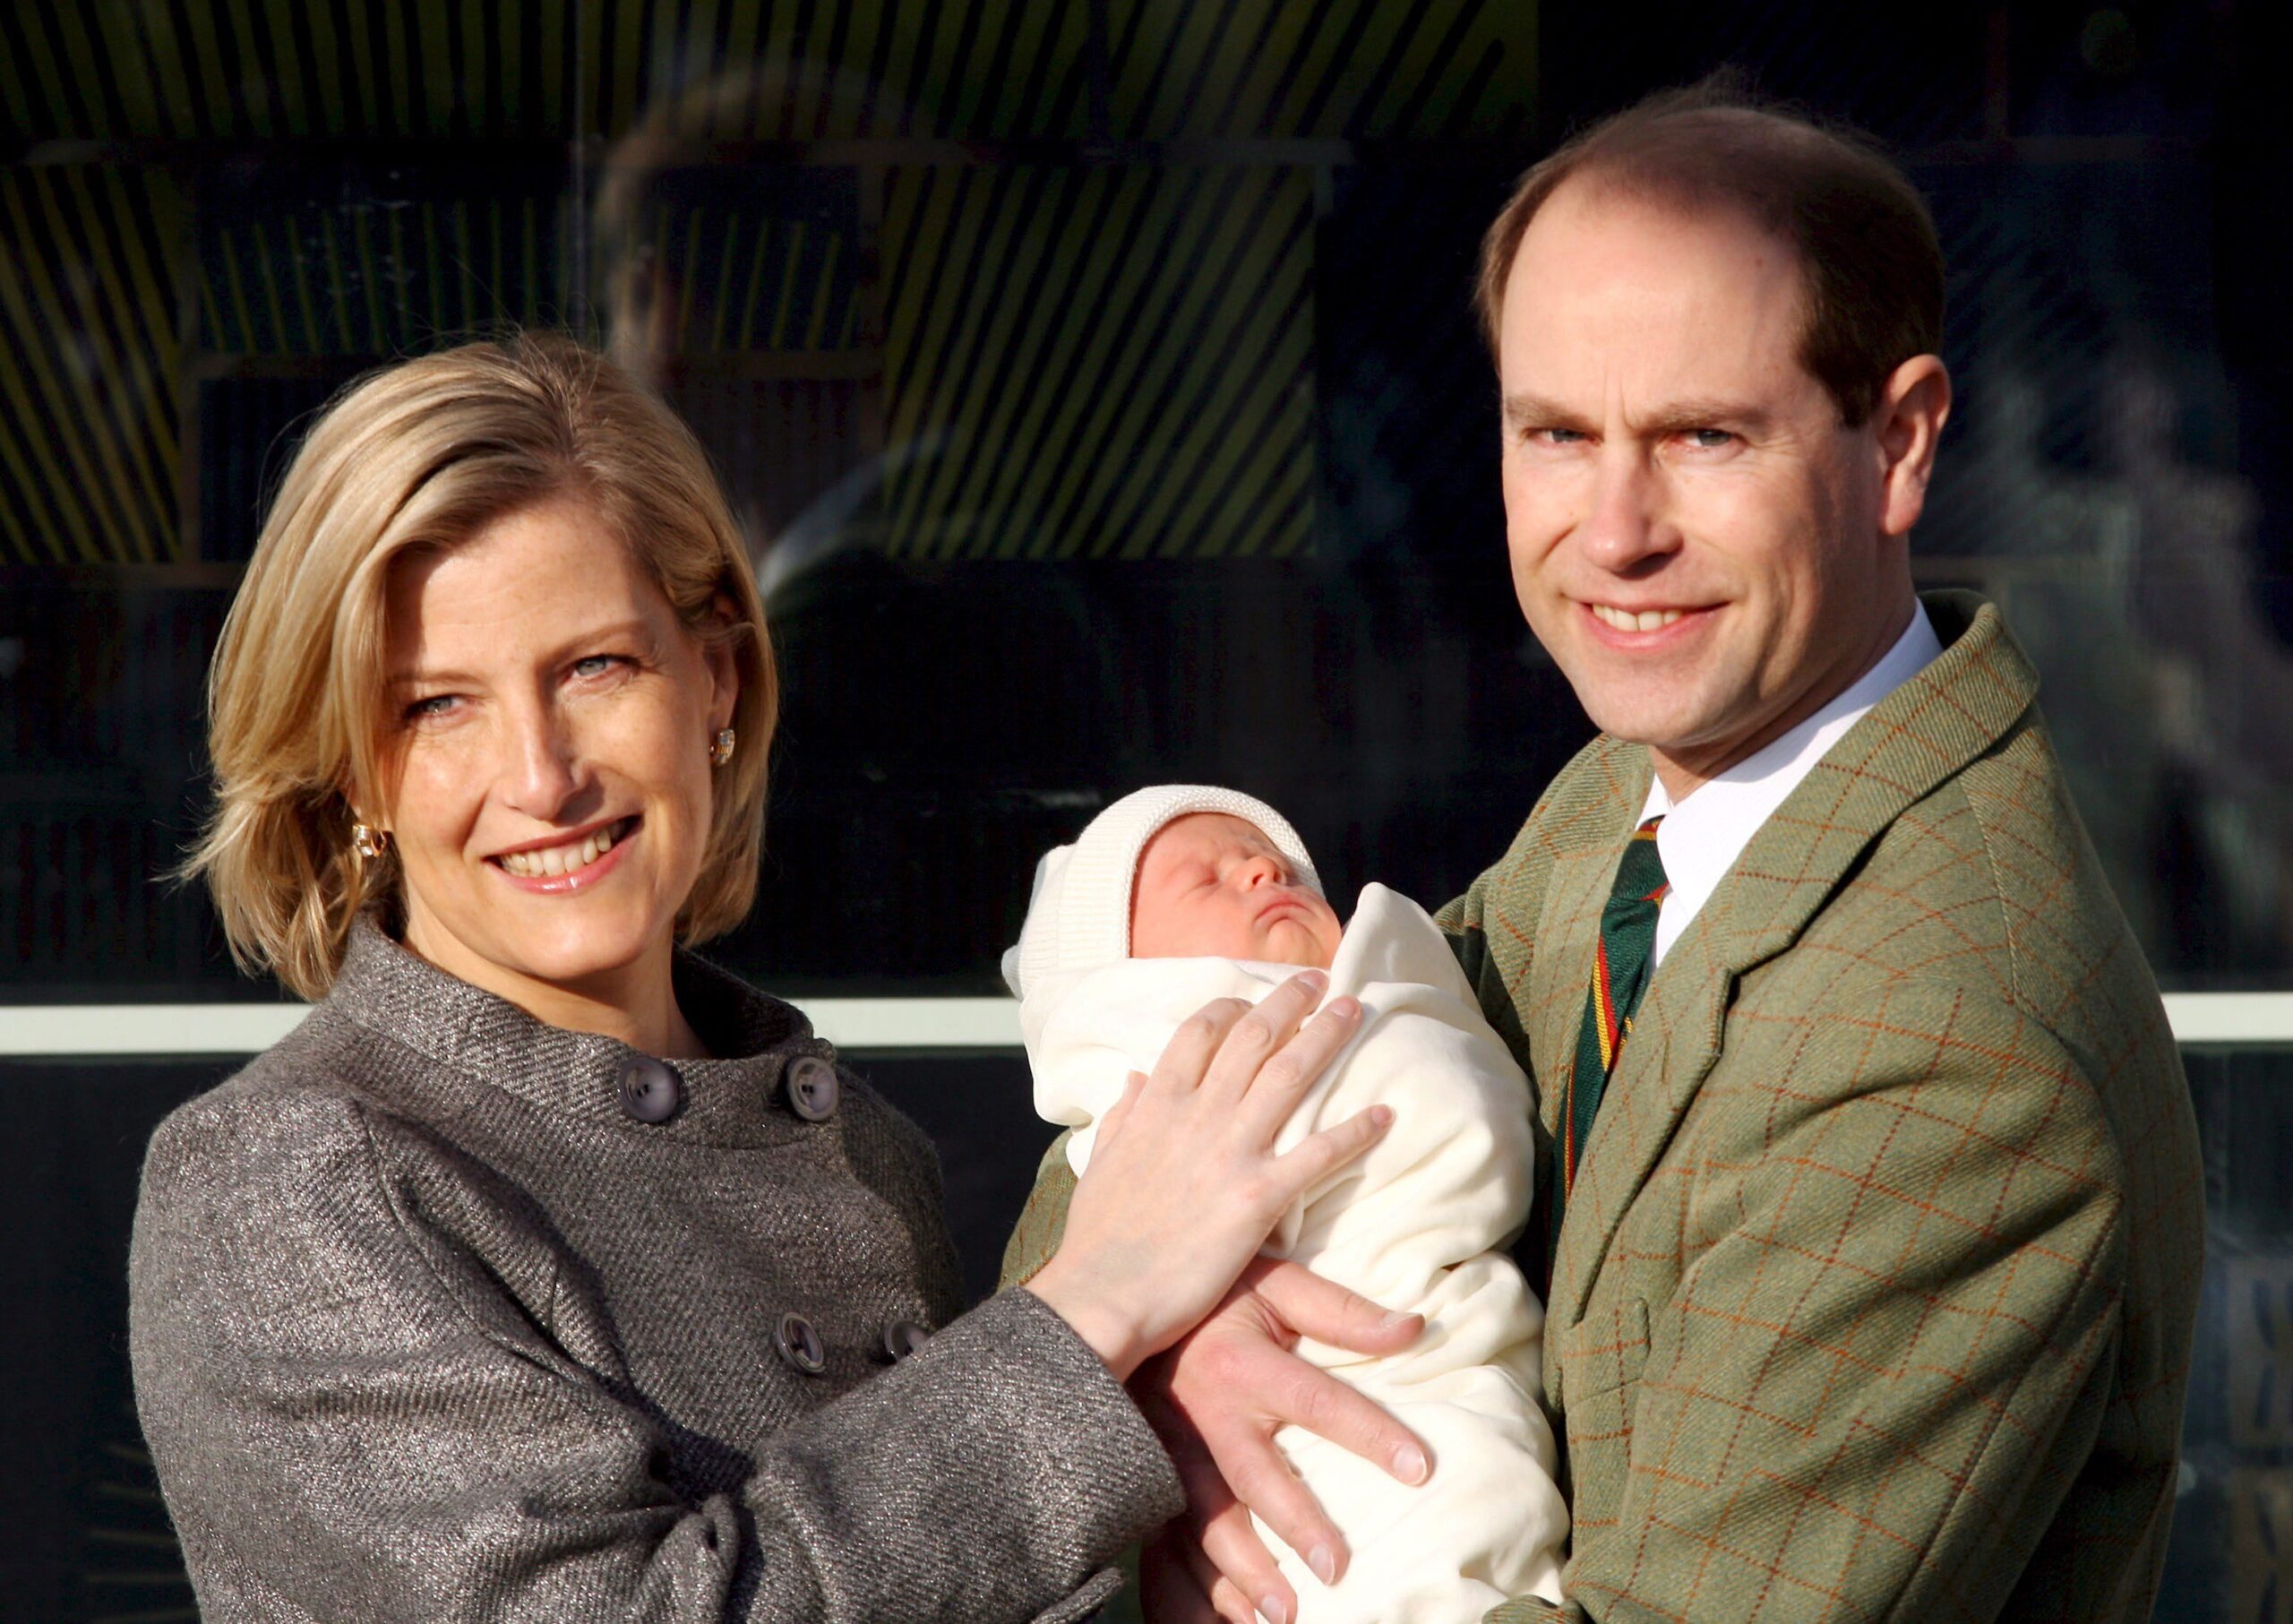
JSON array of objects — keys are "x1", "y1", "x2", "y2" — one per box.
[{"x1": 1002, "y1": 591, "x2": 2204, "y2": 1622}]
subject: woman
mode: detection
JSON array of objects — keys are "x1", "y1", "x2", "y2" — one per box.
[{"x1": 130, "y1": 333, "x2": 1387, "y2": 1621}]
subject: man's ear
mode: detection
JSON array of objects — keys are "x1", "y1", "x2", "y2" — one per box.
[{"x1": 1874, "y1": 355, "x2": 1952, "y2": 540}]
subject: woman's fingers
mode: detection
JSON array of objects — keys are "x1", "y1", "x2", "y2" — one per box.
[
  {"x1": 1265, "y1": 1104, "x2": 1393, "y2": 1207},
  {"x1": 1198, "y1": 972, "x2": 1325, "y2": 1106},
  {"x1": 1149, "y1": 998, "x2": 1257, "y2": 1098},
  {"x1": 1039, "y1": 979, "x2": 1378, "y2": 1377},
  {"x1": 1230, "y1": 996, "x2": 1361, "y2": 1141}
]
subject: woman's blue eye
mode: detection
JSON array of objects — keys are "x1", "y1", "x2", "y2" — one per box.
[{"x1": 402, "y1": 694, "x2": 455, "y2": 722}]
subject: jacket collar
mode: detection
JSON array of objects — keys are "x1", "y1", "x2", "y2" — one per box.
[
  {"x1": 314, "y1": 916, "x2": 836, "y2": 1147},
  {"x1": 1545, "y1": 591, "x2": 2040, "y2": 1329}
]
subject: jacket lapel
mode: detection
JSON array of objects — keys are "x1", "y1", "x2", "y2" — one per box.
[{"x1": 1544, "y1": 592, "x2": 2041, "y2": 1333}]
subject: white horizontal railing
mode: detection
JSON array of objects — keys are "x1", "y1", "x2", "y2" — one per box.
[
  {"x1": 0, "y1": 992, "x2": 2289, "y2": 1057},
  {"x1": 0, "y1": 997, "x2": 1024, "y2": 1056}
]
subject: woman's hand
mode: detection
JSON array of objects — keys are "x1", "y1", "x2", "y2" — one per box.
[{"x1": 1026, "y1": 972, "x2": 1387, "y2": 1380}]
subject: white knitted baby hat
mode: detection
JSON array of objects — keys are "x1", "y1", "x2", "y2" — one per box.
[{"x1": 1001, "y1": 785, "x2": 1323, "y2": 1001}]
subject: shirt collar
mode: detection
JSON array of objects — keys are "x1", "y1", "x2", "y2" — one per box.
[{"x1": 1639, "y1": 602, "x2": 1944, "y2": 963}]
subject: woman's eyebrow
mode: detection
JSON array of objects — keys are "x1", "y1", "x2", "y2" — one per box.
[
  {"x1": 544, "y1": 618, "x2": 658, "y2": 660},
  {"x1": 386, "y1": 666, "x2": 473, "y2": 690},
  {"x1": 385, "y1": 619, "x2": 659, "y2": 687}
]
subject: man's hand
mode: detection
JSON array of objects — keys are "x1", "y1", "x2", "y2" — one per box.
[{"x1": 1131, "y1": 1257, "x2": 1429, "y2": 1624}]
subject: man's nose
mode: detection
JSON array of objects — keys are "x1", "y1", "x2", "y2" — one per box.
[{"x1": 1577, "y1": 448, "x2": 1677, "y2": 572}]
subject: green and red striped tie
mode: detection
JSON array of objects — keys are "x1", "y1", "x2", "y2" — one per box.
[{"x1": 1555, "y1": 815, "x2": 1670, "y2": 1238}]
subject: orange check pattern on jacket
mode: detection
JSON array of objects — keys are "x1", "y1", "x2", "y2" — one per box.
[{"x1": 1443, "y1": 591, "x2": 2203, "y2": 1622}]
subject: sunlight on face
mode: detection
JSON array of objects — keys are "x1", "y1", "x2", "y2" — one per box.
[
  {"x1": 1496, "y1": 181, "x2": 1911, "y2": 791},
  {"x1": 1129, "y1": 812, "x2": 1342, "y2": 968},
  {"x1": 376, "y1": 497, "x2": 735, "y2": 1012}
]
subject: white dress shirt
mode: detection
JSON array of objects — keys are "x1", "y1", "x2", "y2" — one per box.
[{"x1": 1641, "y1": 604, "x2": 1943, "y2": 967}]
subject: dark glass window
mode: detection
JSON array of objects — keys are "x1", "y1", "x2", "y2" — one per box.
[{"x1": 4, "y1": 4, "x2": 2287, "y2": 1617}]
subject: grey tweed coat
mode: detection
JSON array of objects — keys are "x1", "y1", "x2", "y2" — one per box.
[{"x1": 129, "y1": 920, "x2": 1181, "y2": 1621}]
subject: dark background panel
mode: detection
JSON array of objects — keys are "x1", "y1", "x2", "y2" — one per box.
[
  {"x1": 2, "y1": 1, "x2": 2289, "y2": 999},
  {"x1": 0, "y1": 1059, "x2": 234, "y2": 1620}
]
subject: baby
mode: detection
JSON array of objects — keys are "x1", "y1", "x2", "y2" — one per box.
[{"x1": 1004, "y1": 786, "x2": 1567, "y2": 1620}]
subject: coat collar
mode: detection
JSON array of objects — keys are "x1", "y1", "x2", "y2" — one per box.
[
  {"x1": 313, "y1": 916, "x2": 836, "y2": 1147},
  {"x1": 1545, "y1": 591, "x2": 2039, "y2": 1330}
]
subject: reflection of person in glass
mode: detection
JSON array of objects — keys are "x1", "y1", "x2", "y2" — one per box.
[
  {"x1": 127, "y1": 334, "x2": 1404, "y2": 1621},
  {"x1": 1008, "y1": 787, "x2": 1568, "y2": 1620},
  {"x1": 1007, "y1": 84, "x2": 2206, "y2": 1623}
]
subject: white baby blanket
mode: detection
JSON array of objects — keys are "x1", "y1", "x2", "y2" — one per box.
[{"x1": 1022, "y1": 883, "x2": 1567, "y2": 1618}]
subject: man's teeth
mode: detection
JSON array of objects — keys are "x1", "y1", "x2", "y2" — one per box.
[
  {"x1": 1593, "y1": 604, "x2": 1687, "y2": 632},
  {"x1": 500, "y1": 822, "x2": 618, "y2": 879}
]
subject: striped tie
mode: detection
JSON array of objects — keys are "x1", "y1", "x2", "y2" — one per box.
[{"x1": 1555, "y1": 815, "x2": 1670, "y2": 1238}]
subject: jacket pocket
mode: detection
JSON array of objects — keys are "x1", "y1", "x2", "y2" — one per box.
[{"x1": 1558, "y1": 1295, "x2": 1648, "y2": 1538}]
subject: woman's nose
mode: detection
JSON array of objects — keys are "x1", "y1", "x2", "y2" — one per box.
[{"x1": 499, "y1": 704, "x2": 587, "y2": 817}]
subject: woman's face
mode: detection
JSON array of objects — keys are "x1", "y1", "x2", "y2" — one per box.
[{"x1": 376, "y1": 497, "x2": 735, "y2": 1007}]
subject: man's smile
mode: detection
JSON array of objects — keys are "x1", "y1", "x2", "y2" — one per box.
[
  {"x1": 1577, "y1": 600, "x2": 1718, "y2": 649},
  {"x1": 1588, "y1": 603, "x2": 1688, "y2": 632}
]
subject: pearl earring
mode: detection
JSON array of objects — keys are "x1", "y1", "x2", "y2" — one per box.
[{"x1": 709, "y1": 726, "x2": 737, "y2": 769}]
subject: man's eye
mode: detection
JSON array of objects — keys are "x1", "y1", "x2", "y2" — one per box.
[
  {"x1": 1535, "y1": 427, "x2": 1586, "y2": 445},
  {"x1": 1685, "y1": 428, "x2": 1734, "y2": 449},
  {"x1": 571, "y1": 654, "x2": 624, "y2": 679}
]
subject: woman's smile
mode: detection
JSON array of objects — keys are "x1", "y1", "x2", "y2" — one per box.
[{"x1": 490, "y1": 814, "x2": 641, "y2": 889}]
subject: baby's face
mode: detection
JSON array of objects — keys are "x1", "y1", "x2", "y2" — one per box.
[{"x1": 1129, "y1": 813, "x2": 1343, "y2": 968}]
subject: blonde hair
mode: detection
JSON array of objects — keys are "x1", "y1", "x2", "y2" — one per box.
[{"x1": 185, "y1": 332, "x2": 777, "y2": 1000}]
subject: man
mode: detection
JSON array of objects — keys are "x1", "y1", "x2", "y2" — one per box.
[{"x1": 1004, "y1": 82, "x2": 2203, "y2": 1623}]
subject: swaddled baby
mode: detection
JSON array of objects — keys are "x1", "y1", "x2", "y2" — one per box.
[{"x1": 1004, "y1": 786, "x2": 1567, "y2": 1620}]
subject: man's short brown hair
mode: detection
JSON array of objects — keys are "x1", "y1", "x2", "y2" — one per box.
[{"x1": 1477, "y1": 77, "x2": 1943, "y2": 426}]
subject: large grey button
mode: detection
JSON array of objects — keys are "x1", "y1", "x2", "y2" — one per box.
[
  {"x1": 881, "y1": 1319, "x2": 930, "y2": 1362},
  {"x1": 786, "y1": 1055, "x2": 840, "y2": 1122},
  {"x1": 617, "y1": 1056, "x2": 682, "y2": 1124},
  {"x1": 775, "y1": 1312, "x2": 827, "y2": 1374}
]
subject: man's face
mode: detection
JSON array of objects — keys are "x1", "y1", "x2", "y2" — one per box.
[
  {"x1": 1496, "y1": 183, "x2": 1914, "y2": 791},
  {"x1": 1129, "y1": 813, "x2": 1342, "y2": 969}
]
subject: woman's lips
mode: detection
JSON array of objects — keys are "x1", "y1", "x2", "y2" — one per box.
[{"x1": 490, "y1": 816, "x2": 639, "y2": 894}]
